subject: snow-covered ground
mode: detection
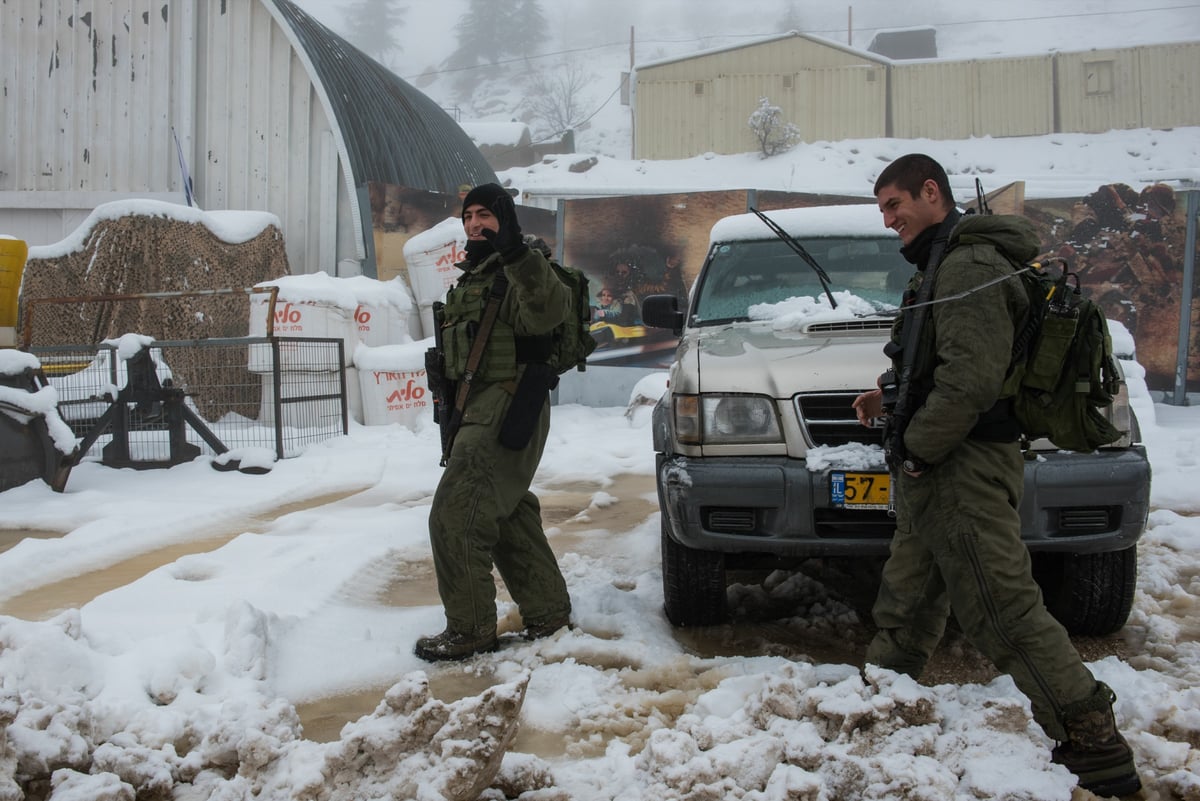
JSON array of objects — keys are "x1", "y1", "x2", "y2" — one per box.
[{"x1": 2, "y1": 325, "x2": 1200, "y2": 798}]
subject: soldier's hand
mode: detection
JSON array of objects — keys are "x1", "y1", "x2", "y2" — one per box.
[
  {"x1": 852, "y1": 388, "x2": 883, "y2": 427},
  {"x1": 482, "y1": 195, "x2": 526, "y2": 259}
]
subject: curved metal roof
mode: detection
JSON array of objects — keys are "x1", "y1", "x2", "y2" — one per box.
[{"x1": 268, "y1": 0, "x2": 497, "y2": 196}]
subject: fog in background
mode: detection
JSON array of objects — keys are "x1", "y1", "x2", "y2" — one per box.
[{"x1": 286, "y1": 0, "x2": 1200, "y2": 157}]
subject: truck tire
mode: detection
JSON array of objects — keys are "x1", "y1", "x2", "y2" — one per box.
[
  {"x1": 1032, "y1": 546, "x2": 1137, "y2": 636},
  {"x1": 661, "y1": 519, "x2": 728, "y2": 626}
]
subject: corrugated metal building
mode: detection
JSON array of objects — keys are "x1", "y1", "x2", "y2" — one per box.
[
  {"x1": 1055, "y1": 41, "x2": 1200, "y2": 133},
  {"x1": 891, "y1": 55, "x2": 1056, "y2": 140},
  {"x1": 634, "y1": 34, "x2": 890, "y2": 159},
  {"x1": 633, "y1": 32, "x2": 1200, "y2": 159},
  {"x1": 0, "y1": 0, "x2": 496, "y2": 277}
]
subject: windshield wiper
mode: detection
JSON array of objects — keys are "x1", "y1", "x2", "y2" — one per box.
[{"x1": 748, "y1": 206, "x2": 838, "y2": 309}]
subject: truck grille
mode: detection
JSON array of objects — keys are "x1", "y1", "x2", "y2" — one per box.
[
  {"x1": 795, "y1": 391, "x2": 882, "y2": 447},
  {"x1": 806, "y1": 319, "x2": 894, "y2": 334}
]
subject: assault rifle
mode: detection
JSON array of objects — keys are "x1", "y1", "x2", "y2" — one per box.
[{"x1": 424, "y1": 301, "x2": 453, "y2": 459}]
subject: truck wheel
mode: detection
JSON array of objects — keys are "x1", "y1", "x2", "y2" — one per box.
[
  {"x1": 661, "y1": 519, "x2": 728, "y2": 626},
  {"x1": 1032, "y1": 547, "x2": 1137, "y2": 636}
]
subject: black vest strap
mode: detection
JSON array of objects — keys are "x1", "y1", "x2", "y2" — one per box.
[{"x1": 515, "y1": 335, "x2": 554, "y2": 364}]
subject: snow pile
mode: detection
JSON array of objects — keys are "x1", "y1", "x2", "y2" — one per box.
[
  {"x1": 749, "y1": 291, "x2": 888, "y2": 329},
  {"x1": 0, "y1": 609, "x2": 529, "y2": 801},
  {"x1": 0, "y1": 349, "x2": 77, "y2": 455},
  {"x1": 635, "y1": 664, "x2": 1073, "y2": 800}
]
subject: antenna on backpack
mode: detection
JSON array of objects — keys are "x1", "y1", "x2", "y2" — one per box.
[{"x1": 975, "y1": 178, "x2": 991, "y2": 215}]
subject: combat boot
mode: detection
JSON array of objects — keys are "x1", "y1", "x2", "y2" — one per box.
[
  {"x1": 521, "y1": 612, "x2": 572, "y2": 641},
  {"x1": 414, "y1": 628, "x2": 498, "y2": 661},
  {"x1": 1051, "y1": 682, "x2": 1141, "y2": 798}
]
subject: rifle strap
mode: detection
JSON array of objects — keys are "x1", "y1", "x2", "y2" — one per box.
[{"x1": 441, "y1": 269, "x2": 509, "y2": 464}]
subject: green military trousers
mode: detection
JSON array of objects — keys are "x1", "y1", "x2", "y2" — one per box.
[
  {"x1": 428, "y1": 381, "x2": 571, "y2": 637},
  {"x1": 865, "y1": 438, "x2": 1096, "y2": 741}
]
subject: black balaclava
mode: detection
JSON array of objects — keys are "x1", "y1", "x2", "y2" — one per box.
[
  {"x1": 900, "y1": 221, "x2": 940, "y2": 268},
  {"x1": 461, "y1": 183, "x2": 514, "y2": 266}
]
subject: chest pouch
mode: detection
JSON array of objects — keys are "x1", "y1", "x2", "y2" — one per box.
[{"x1": 442, "y1": 280, "x2": 518, "y2": 383}]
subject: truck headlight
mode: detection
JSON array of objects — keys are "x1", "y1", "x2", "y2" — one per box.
[{"x1": 674, "y1": 393, "x2": 782, "y2": 445}]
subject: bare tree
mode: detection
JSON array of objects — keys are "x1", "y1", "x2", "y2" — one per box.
[
  {"x1": 524, "y1": 61, "x2": 595, "y2": 139},
  {"x1": 748, "y1": 96, "x2": 801, "y2": 158},
  {"x1": 778, "y1": 2, "x2": 805, "y2": 33}
]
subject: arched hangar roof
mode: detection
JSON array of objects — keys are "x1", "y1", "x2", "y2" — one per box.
[{"x1": 267, "y1": 0, "x2": 497, "y2": 196}]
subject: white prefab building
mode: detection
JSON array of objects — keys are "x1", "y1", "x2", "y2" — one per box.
[{"x1": 0, "y1": 0, "x2": 496, "y2": 277}]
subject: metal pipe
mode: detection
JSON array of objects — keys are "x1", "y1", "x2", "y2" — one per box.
[{"x1": 1173, "y1": 188, "x2": 1198, "y2": 406}]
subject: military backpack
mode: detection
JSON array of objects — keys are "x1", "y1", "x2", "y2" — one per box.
[
  {"x1": 546, "y1": 259, "x2": 598, "y2": 374},
  {"x1": 1004, "y1": 259, "x2": 1124, "y2": 452}
]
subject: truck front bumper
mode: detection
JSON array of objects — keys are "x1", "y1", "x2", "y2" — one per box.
[{"x1": 656, "y1": 446, "x2": 1151, "y2": 559}]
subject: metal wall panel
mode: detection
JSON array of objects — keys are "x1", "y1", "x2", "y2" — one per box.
[
  {"x1": 195, "y1": 2, "x2": 305, "y2": 217},
  {"x1": 1138, "y1": 42, "x2": 1200, "y2": 128},
  {"x1": 1055, "y1": 48, "x2": 1143, "y2": 133},
  {"x1": 213, "y1": 0, "x2": 341, "y2": 276},
  {"x1": 0, "y1": 0, "x2": 185, "y2": 194},
  {"x1": 791, "y1": 66, "x2": 887, "y2": 142},
  {"x1": 634, "y1": 80, "x2": 715, "y2": 160},
  {"x1": 975, "y1": 57, "x2": 1054, "y2": 137},
  {"x1": 891, "y1": 62, "x2": 976, "y2": 139}
]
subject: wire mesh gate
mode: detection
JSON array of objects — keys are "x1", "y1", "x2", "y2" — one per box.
[{"x1": 32, "y1": 337, "x2": 348, "y2": 467}]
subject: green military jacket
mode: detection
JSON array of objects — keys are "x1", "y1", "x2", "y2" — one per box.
[
  {"x1": 439, "y1": 245, "x2": 570, "y2": 384},
  {"x1": 897, "y1": 214, "x2": 1038, "y2": 465}
]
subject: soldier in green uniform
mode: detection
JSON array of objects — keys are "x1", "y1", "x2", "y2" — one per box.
[
  {"x1": 852, "y1": 154, "x2": 1140, "y2": 797},
  {"x1": 415, "y1": 183, "x2": 572, "y2": 661}
]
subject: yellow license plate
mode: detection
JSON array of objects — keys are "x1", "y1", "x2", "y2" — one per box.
[{"x1": 831, "y1": 471, "x2": 890, "y2": 510}]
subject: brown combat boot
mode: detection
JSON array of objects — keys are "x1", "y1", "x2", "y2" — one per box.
[
  {"x1": 1051, "y1": 682, "x2": 1141, "y2": 798},
  {"x1": 521, "y1": 612, "x2": 572, "y2": 641},
  {"x1": 414, "y1": 628, "x2": 498, "y2": 661}
]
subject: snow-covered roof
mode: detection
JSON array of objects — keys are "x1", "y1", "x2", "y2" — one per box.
[
  {"x1": 26, "y1": 199, "x2": 281, "y2": 260},
  {"x1": 460, "y1": 121, "x2": 531, "y2": 148},
  {"x1": 635, "y1": 30, "x2": 893, "y2": 72},
  {"x1": 267, "y1": 0, "x2": 497, "y2": 195}
]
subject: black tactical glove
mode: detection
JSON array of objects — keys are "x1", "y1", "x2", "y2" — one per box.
[{"x1": 481, "y1": 194, "x2": 527, "y2": 260}]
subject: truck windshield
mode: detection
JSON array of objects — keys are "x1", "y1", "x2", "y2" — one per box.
[{"x1": 691, "y1": 236, "x2": 909, "y2": 325}]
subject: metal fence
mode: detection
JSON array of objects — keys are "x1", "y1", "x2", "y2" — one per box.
[{"x1": 32, "y1": 337, "x2": 348, "y2": 467}]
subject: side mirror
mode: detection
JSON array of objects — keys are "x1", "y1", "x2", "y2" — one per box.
[{"x1": 642, "y1": 294, "x2": 684, "y2": 336}]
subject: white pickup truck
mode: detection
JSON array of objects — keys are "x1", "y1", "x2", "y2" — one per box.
[{"x1": 641, "y1": 203, "x2": 1151, "y2": 635}]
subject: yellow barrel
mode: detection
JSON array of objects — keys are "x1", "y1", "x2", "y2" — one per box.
[{"x1": 0, "y1": 236, "x2": 28, "y2": 330}]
